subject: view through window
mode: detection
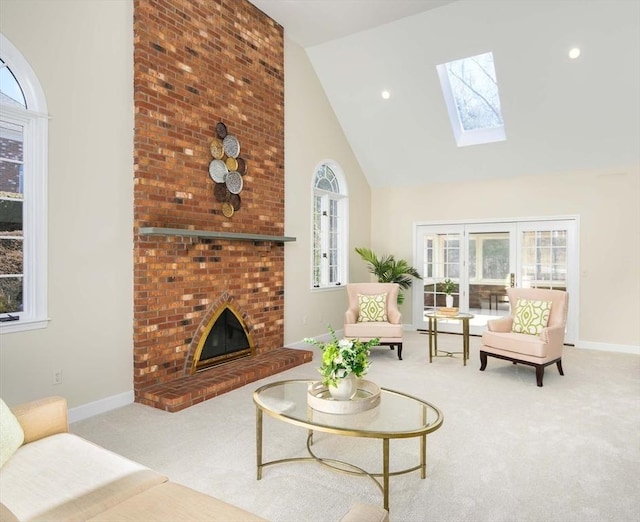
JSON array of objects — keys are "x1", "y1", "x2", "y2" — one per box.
[{"x1": 437, "y1": 51, "x2": 506, "y2": 147}]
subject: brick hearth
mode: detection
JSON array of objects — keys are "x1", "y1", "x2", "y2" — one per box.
[{"x1": 138, "y1": 347, "x2": 312, "y2": 413}]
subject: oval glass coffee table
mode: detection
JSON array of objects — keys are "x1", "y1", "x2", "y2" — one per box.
[{"x1": 253, "y1": 379, "x2": 443, "y2": 511}]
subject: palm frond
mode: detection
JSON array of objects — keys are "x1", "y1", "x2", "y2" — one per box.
[{"x1": 354, "y1": 247, "x2": 422, "y2": 293}]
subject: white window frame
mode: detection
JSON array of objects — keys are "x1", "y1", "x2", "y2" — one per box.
[
  {"x1": 311, "y1": 161, "x2": 348, "y2": 290},
  {"x1": 436, "y1": 51, "x2": 506, "y2": 147},
  {"x1": 1, "y1": 33, "x2": 49, "y2": 333}
]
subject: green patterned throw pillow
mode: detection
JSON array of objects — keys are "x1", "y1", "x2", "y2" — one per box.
[
  {"x1": 357, "y1": 293, "x2": 388, "y2": 322},
  {"x1": 512, "y1": 298, "x2": 552, "y2": 335}
]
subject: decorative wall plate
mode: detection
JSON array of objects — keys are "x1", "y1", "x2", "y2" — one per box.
[
  {"x1": 214, "y1": 182, "x2": 230, "y2": 202},
  {"x1": 225, "y1": 170, "x2": 243, "y2": 194},
  {"x1": 225, "y1": 157, "x2": 238, "y2": 171},
  {"x1": 236, "y1": 157, "x2": 246, "y2": 175},
  {"x1": 223, "y1": 134, "x2": 240, "y2": 158},
  {"x1": 210, "y1": 138, "x2": 224, "y2": 159},
  {"x1": 229, "y1": 193, "x2": 241, "y2": 210},
  {"x1": 222, "y1": 201, "x2": 234, "y2": 218},
  {"x1": 209, "y1": 159, "x2": 228, "y2": 183},
  {"x1": 216, "y1": 122, "x2": 228, "y2": 139}
]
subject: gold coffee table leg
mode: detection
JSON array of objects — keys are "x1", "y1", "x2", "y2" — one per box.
[
  {"x1": 428, "y1": 317, "x2": 433, "y2": 362},
  {"x1": 256, "y1": 407, "x2": 263, "y2": 480},
  {"x1": 421, "y1": 405, "x2": 427, "y2": 479},
  {"x1": 463, "y1": 318, "x2": 469, "y2": 366},
  {"x1": 383, "y1": 438, "x2": 390, "y2": 511}
]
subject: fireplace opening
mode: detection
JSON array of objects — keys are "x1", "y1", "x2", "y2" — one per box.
[{"x1": 192, "y1": 304, "x2": 254, "y2": 372}]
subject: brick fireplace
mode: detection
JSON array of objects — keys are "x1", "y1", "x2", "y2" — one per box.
[{"x1": 132, "y1": 0, "x2": 311, "y2": 412}]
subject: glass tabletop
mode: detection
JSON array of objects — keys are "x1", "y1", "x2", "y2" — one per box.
[
  {"x1": 425, "y1": 311, "x2": 474, "y2": 319},
  {"x1": 253, "y1": 379, "x2": 443, "y2": 439}
]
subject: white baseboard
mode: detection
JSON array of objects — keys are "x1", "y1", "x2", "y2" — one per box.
[
  {"x1": 68, "y1": 390, "x2": 134, "y2": 424},
  {"x1": 576, "y1": 340, "x2": 640, "y2": 355}
]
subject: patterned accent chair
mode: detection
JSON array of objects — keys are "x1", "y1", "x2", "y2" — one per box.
[
  {"x1": 344, "y1": 283, "x2": 404, "y2": 360},
  {"x1": 480, "y1": 287, "x2": 569, "y2": 386}
]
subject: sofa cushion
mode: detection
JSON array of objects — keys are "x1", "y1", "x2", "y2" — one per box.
[
  {"x1": 87, "y1": 482, "x2": 267, "y2": 522},
  {"x1": 512, "y1": 298, "x2": 552, "y2": 335},
  {"x1": 0, "y1": 503, "x2": 19, "y2": 522},
  {"x1": 483, "y1": 330, "x2": 548, "y2": 358},
  {"x1": 0, "y1": 399, "x2": 24, "y2": 468},
  {"x1": 0, "y1": 432, "x2": 167, "y2": 521},
  {"x1": 357, "y1": 293, "x2": 387, "y2": 322},
  {"x1": 344, "y1": 321, "x2": 402, "y2": 340}
]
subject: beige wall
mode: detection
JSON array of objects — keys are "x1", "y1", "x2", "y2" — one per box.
[
  {"x1": 371, "y1": 167, "x2": 640, "y2": 348},
  {"x1": 283, "y1": 38, "x2": 372, "y2": 344},
  {"x1": 1, "y1": 0, "x2": 636, "y2": 414},
  {"x1": 0, "y1": 0, "x2": 134, "y2": 407}
]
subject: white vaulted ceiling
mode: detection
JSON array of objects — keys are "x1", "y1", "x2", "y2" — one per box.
[{"x1": 251, "y1": 0, "x2": 640, "y2": 188}]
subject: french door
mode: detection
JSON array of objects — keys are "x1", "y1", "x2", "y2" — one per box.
[{"x1": 413, "y1": 219, "x2": 577, "y2": 343}]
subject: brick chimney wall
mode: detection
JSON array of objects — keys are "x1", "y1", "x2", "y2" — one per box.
[{"x1": 132, "y1": 0, "x2": 288, "y2": 402}]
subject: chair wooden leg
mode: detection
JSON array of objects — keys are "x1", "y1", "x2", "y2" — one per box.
[
  {"x1": 535, "y1": 365, "x2": 544, "y2": 387},
  {"x1": 479, "y1": 351, "x2": 487, "y2": 371},
  {"x1": 556, "y1": 359, "x2": 564, "y2": 376},
  {"x1": 397, "y1": 343, "x2": 403, "y2": 360}
]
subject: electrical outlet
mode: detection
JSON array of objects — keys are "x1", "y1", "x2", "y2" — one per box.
[
  {"x1": 303, "y1": 315, "x2": 308, "y2": 325},
  {"x1": 53, "y1": 369, "x2": 62, "y2": 385}
]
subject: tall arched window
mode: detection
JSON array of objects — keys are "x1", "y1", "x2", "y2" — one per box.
[
  {"x1": 0, "y1": 33, "x2": 49, "y2": 332},
  {"x1": 312, "y1": 162, "x2": 348, "y2": 288}
]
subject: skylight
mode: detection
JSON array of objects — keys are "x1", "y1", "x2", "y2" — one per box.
[{"x1": 437, "y1": 51, "x2": 506, "y2": 147}]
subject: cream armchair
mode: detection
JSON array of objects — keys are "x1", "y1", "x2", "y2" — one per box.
[
  {"x1": 480, "y1": 287, "x2": 569, "y2": 386},
  {"x1": 344, "y1": 283, "x2": 403, "y2": 360}
]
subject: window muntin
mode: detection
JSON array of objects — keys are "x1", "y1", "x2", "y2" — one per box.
[
  {"x1": 312, "y1": 163, "x2": 347, "y2": 289},
  {"x1": 0, "y1": 34, "x2": 48, "y2": 332},
  {"x1": 437, "y1": 51, "x2": 506, "y2": 147}
]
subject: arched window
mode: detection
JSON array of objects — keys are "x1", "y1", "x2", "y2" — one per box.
[
  {"x1": 312, "y1": 162, "x2": 348, "y2": 288},
  {"x1": 0, "y1": 33, "x2": 49, "y2": 332}
]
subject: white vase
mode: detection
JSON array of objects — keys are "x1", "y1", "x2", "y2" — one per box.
[
  {"x1": 329, "y1": 373, "x2": 358, "y2": 401},
  {"x1": 446, "y1": 294, "x2": 454, "y2": 308}
]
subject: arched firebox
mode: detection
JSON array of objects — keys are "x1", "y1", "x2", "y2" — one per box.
[{"x1": 191, "y1": 303, "x2": 255, "y2": 372}]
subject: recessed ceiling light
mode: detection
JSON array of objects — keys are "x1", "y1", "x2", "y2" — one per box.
[
  {"x1": 381, "y1": 90, "x2": 391, "y2": 100},
  {"x1": 568, "y1": 47, "x2": 581, "y2": 59}
]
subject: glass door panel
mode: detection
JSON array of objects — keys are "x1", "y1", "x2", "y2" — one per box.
[
  {"x1": 517, "y1": 220, "x2": 577, "y2": 344},
  {"x1": 520, "y1": 230, "x2": 567, "y2": 290},
  {"x1": 465, "y1": 223, "x2": 517, "y2": 335},
  {"x1": 414, "y1": 219, "x2": 577, "y2": 342},
  {"x1": 414, "y1": 225, "x2": 464, "y2": 331},
  {"x1": 468, "y1": 230, "x2": 515, "y2": 314}
]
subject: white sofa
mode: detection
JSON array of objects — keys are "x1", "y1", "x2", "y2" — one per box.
[{"x1": 0, "y1": 396, "x2": 388, "y2": 522}]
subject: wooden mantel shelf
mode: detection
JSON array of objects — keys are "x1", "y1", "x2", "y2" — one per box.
[{"x1": 139, "y1": 226, "x2": 296, "y2": 243}]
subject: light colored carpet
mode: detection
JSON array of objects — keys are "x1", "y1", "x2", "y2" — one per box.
[{"x1": 72, "y1": 331, "x2": 640, "y2": 522}]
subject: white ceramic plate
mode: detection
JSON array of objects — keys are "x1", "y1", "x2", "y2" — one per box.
[
  {"x1": 223, "y1": 134, "x2": 240, "y2": 158},
  {"x1": 225, "y1": 170, "x2": 243, "y2": 194},
  {"x1": 209, "y1": 159, "x2": 228, "y2": 183}
]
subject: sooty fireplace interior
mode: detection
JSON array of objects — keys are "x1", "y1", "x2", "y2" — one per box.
[{"x1": 193, "y1": 304, "x2": 254, "y2": 372}]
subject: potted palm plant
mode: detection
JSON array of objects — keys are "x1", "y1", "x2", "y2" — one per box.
[{"x1": 355, "y1": 247, "x2": 422, "y2": 304}]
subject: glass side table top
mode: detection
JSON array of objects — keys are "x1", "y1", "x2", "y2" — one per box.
[
  {"x1": 425, "y1": 311, "x2": 474, "y2": 319},
  {"x1": 253, "y1": 379, "x2": 443, "y2": 438}
]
